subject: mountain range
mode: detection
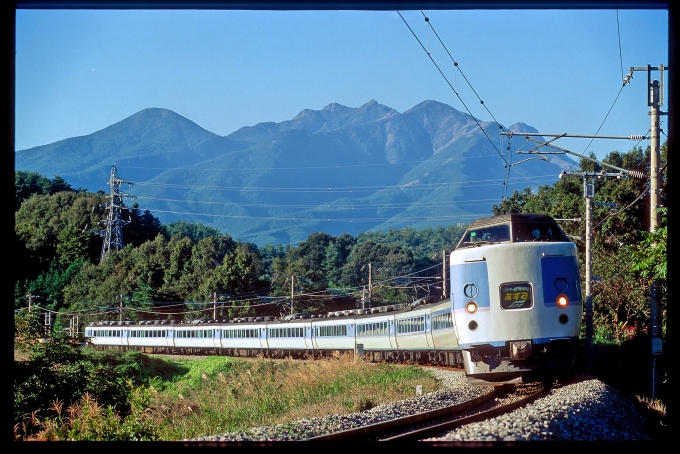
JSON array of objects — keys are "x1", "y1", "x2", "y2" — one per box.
[{"x1": 15, "y1": 100, "x2": 574, "y2": 245}]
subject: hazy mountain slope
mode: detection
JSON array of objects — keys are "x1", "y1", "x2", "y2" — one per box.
[
  {"x1": 15, "y1": 101, "x2": 573, "y2": 245},
  {"x1": 15, "y1": 108, "x2": 250, "y2": 185}
]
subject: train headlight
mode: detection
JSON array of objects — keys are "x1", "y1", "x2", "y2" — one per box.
[
  {"x1": 465, "y1": 301, "x2": 478, "y2": 314},
  {"x1": 556, "y1": 294, "x2": 569, "y2": 308}
]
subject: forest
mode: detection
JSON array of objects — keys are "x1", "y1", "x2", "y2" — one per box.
[{"x1": 15, "y1": 143, "x2": 666, "y2": 342}]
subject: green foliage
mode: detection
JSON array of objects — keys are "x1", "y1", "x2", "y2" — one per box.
[
  {"x1": 17, "y1": 343, "x2": 122, "y2": 418},
  {"x1": 16, "y1": 259, "x2": 87, "y2": 309},
  {"x1": 356, "y1": 225, "x2": 466, "y2": 262},
  {"x1": 82, "y1": 348, "x2": 188, "y2": 387},
  {"x1": 162, "y1": 219, "x2": 222, "y2": 243},
  {"x1": 14, "y1": 341, "x2": 186, "y2": 440},
  {"x1": 631, "y1": 208, "x2": 667, "y2": 281},
  {"x1": 15, "y1": 170, "x2": 74, "y2": 210},
  {"x1": 14, "y1": 309, "x2": 44, "y2": 342},
  {"x1": 124, "y1": 203, "x2": 164, "y2": 247},
  {"x1": 21, "y1": 387, "x2": 159, "y2": 441}
]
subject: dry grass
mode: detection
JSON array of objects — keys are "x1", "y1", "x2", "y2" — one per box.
[
  {"x1": 637, "y1": 395, "x2": 666, "y2": 418},
  {"x1": 636, "y1": 395, "x2": 667, "y2": 440},
  {"x1": 149, "y1": 353, "x2": 442, "y2": 440}
]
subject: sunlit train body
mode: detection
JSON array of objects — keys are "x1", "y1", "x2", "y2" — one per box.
[
  {"x1": 86, "y1": 298, "x2": 465, "y2": 369},
  {"x1": 450, "y1": 213, "x2": 582, "y2": 384},
  {"x1": 85, "y1": 214, "x2": 582, "y2": 384}
]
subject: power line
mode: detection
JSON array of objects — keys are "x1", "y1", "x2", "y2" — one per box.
[{"x1": 397, "y1": 11, "x2": 508, "y2": 170}]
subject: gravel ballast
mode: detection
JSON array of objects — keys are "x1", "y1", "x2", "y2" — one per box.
[{"x1": 185, "y1": 369, "x2": 653, "y2": 442}]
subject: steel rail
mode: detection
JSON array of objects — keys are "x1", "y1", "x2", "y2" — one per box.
[
  {"x1": 380, "y1": 384, "x2": 548, "y2": 441},
  {"x1": 303, "y1": 388, "x2": 499, "y2": 442}
]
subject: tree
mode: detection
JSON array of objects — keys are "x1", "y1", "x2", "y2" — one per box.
[
  {"x1": 161, "y1": 220, "x2": 222, "y2": 243},
  {"x1": 123, "y1": 203, "x2": 163, "y2": 247},
  {"x1": 15, "y1": 171, "x2": 74, "y2": 210}
]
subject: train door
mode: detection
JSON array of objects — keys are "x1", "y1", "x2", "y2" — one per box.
[
  {"x1": 391, "y1": 318, "x2": 399, "y2": 348},
  {"x1": 258, "y1": 327, "x2": 267, "y2": 349},
  {"x1": 305, "y1": 324, "x2": 312, "y2": 349},
  {"x1": 425, "y1": 313, "x2": 434, "y2": 348}
]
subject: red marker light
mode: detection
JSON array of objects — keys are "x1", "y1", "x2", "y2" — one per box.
[{"x1": 556, "y1": 295, "x2": 569, "y2": 308}]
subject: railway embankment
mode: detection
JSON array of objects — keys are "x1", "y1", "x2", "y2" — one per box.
[
  {"x1": 185, "y1": 369, "x2": 654, "y2": 443},
  {"x1": 14, "y1": 340, "x2": 666, "y2": 441}
]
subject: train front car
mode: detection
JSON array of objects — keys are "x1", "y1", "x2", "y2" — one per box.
[{"x1": 450, "y1": 214, "x2": 582, "y2": 384}]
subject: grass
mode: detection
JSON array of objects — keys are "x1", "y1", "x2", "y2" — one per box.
[
  {"x1": 146, "y1": 353, "x2": 442, "y2": 440},
  {"x1": 16, "y1": 351, "x2": 440, "y2": 441}
]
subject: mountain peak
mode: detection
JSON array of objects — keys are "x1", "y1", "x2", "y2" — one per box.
[
  {"x1": 360, "y1": 99, "x2": 379, "y2": 108},
  {"x1": 508, "y1": 122, "x2": 539, "y2": 134}
]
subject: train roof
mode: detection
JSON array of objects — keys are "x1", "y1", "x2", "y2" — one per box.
[
  {"x1": 86, "y1": 298, "x2": 452, "y2": 328},
  {"x1": 466, "y1": 213, "x2": 556, "y2": 229}
]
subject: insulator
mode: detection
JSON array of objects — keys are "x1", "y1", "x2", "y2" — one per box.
[
  {"x1": 628, "y1": 170, "x2": 646, "y2": 179},
  {"x1": 629, "y1": 135, "x2": 647, "y2": 141}
]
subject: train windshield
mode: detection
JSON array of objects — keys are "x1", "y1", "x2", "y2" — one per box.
[
  {"x1": 458, "y1": 224, "x2": 511, "y2": 247},
  {"x1": 456, "y1": 219, "x2": 570, "y2": 248},
  {"x1": 512, "y1": 221, "x2": 569, "y2": 242}
]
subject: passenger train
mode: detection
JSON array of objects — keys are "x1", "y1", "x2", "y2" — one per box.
[{"x1": 85, "y1": 213, "x2": 582, "y2": 384}]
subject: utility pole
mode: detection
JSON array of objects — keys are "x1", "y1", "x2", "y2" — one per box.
[
  {"x1": 368, "y1": 262, "x2": 373, "y2": 307},
  {"x1": 290, "y1": 276, "x2": 295, "y2": 315},
  {"x1": 559, "y1": 170, "x2": 623, "y2": 370},
  {"x1": 44, "y1": 310, "x2": 51, "y2": 338},
  {"x1": 87, "y1": 166, "x2": 135, "y2": 263},
  {"x1": 626, "y1": 64, "x2": 668, "y2": 232},
  {"x1": 213, "y1": 292, "x2": 217, "y2": 320},
  {"x1": 119, "y1": 294, "x2": 123, "y2": 322},
  {"x1": 442, "y1": 250, "x2": 447, "y2": 301},
  {"x1": 627, "y1": 65, "x2": 668, "y2": 398}
]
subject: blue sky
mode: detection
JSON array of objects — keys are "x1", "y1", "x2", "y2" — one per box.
[{"x1": 15, "y1": 8, "x2": 669, "y2": 160}]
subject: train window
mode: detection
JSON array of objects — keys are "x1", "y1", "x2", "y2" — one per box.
[
  {"x1": 318, "y1": 325, "x2": 347, "y2": 337},
  {"x1": 432, "y1": 312, "x2": 453, "y2": 330},
  {"x1": 500, "y1": 283, "x2": 534, "y2": 310}
]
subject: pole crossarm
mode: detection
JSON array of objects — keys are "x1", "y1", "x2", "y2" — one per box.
[
  {"x1": 502, "y1": 131, "x2": 649, "y2": 141},
  {"x1": 628, "y1": 65, "x2": 669, "y2": 108},
  {"x1": 503, "y1": 133, "x2": 647, "y2": 177}
]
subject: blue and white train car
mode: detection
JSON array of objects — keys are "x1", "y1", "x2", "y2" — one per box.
[
  {"x1": 450, "y1": 213, "x2": 582, "y2": 384},
  {"x1": 85, "y1": 214, "x2": 582, "y2": 384}
]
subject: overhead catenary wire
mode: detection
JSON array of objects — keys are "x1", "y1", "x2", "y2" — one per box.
[
  {"x1": 568, "y1": 10, "x2": 630, "y2": 169},
  {"x1": 397, "y1": 11, "x2": 508, "y2": 171},
  {"x1": 416, "y1": 10, "x2": 521, "y2": 201}
]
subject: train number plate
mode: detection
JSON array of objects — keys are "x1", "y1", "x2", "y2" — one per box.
[{"x1": 500, "y1": 283, "x2": 533, "y2": 309}]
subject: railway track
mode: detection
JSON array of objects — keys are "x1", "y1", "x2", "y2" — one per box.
[{"x1": 304, "y1": 382, "x2": 548, "y2": 442}]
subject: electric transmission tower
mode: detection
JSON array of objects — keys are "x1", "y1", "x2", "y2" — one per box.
[{"x1": 88, "y1": 166, "x2": 135, "y2": 262}]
